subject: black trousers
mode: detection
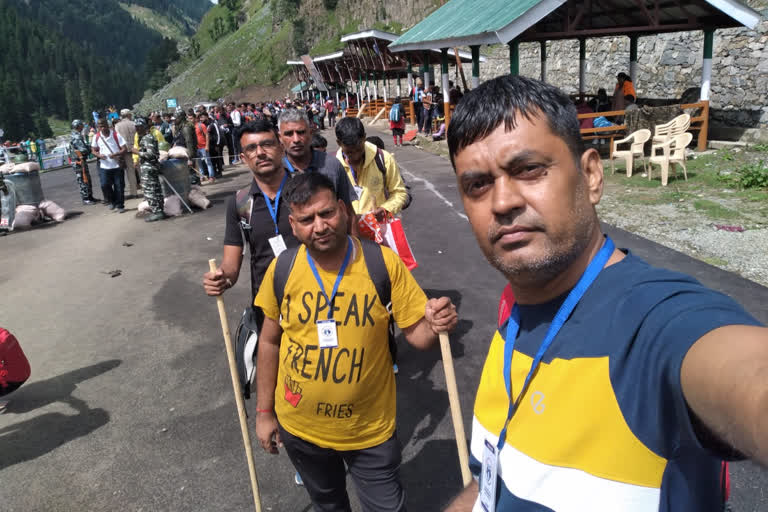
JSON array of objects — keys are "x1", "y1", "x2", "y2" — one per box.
[
  {"x1": 225, "y1": 131, "x2": 236, "y2": 164},
  {"x1": 210, "y1": 143, "x2": 224, "y2": 176},
  {"x1": 279, "y1": 425, "x2": 406, "y2": 512}
]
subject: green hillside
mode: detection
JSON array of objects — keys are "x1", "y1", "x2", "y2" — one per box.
[
  {"x1": 118, "y1": 2, "x2": 194, "y2": 41},
  {"x1": 0, "y1": 0, "x2": 211, "y2": 141}
]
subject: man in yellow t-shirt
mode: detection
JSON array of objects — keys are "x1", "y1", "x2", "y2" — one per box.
[
  {"x1": 254, "y1": 172, "x2": 457, "y2": 511},
  {"x1": 335, "y1": 116, "x2": 408, "y2": 221}
]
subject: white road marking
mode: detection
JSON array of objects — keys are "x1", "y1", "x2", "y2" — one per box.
[{"x1": 398, "y1": 163, "x2": 469, "y2": 221}]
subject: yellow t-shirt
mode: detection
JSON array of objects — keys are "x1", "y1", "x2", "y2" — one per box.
[
  {"x1": 254, "y1": 237, "x2": 427, "y2": 450},
  {"x1": 336, "y1": 142, "x2": 409, "y2": 216}
]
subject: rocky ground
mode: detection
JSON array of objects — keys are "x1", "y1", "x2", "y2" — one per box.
[{"x1": 406, "y1": 128, "x2": 768, "y2": 287}]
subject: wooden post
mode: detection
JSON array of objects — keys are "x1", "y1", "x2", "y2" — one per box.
[
  {"x1": 699, "y1": 100, "x2": 710, "y2": 151},
  {"x1": 441, "y1": 48, "x2": 451, "y2": 127},
  {"x1": 470, "y1": 45, "x2": 481, "y2": 89},
  {"x1": 579, "y1": 38, "x2": 586, "y2": 96},
  {"x1": 629, "y1": 35, "x2": 638, "y2": 84},
  {"x1": 701, "y1": 29, "x2": 714, "y2": 101},
  {"x1": 508, "y1": 39, "x2": 519, "y2": 75}
]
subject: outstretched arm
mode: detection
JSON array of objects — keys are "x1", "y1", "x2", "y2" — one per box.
[{"x1": 681, "y1": 324, "x2": 768, "y2": 464}]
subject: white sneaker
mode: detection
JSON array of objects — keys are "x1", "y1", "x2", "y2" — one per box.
[{"x1": 294, "y1": 472, "x2": 304, "y2": 486}]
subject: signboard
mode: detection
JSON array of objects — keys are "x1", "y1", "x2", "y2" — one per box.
[
  {"x1": 166, "y1": 98, "x2": 178, "y2": 109},
  {"x1": 301, "y1": 55, "x2": 328, "y2": 92}
]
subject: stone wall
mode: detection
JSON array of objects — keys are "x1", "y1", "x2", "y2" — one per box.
[{"x1": 445, "y1": 0, "x2": 768, "y2": 143}]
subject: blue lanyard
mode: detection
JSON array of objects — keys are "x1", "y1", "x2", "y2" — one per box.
[
  {"x1": 283, "y1": 157, "x2": 296, "y2": 174},
  {"x1": 306, "y1": 237, "x2": 353, "y2": 320},
  {"x1": 261, "y1": 172, "x2": 288, "y2": 235},
  {"x1": 342, "y1": 153, "x2": 359, "y2": 185},
  {"x1": 496, "y1": 236, "x2": 615, "y2": 451}
]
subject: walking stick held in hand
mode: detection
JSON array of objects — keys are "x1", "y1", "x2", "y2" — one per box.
[
  {"x1": 208, "y1": 259, "x2": 263, "y2": 512},
  {"x1": 439, "y1": 332, "x2": 472, "y2": 487}
]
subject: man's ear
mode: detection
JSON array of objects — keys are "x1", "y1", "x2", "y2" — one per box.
[
  {"x1": 579, "y1": 147, "x2": 604, "y2": 206},
  {"x1": 288, "y1": 213, "x2": 297, "y2": 237}
]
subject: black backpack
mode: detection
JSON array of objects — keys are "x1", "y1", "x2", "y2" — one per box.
[{"x1": 373, "y1": 148, "x2": 412, "y2": 210}]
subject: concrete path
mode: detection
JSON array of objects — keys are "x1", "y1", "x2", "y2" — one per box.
[{"x1": 0, "y1": 130, "x2": 765, "y2": 511}]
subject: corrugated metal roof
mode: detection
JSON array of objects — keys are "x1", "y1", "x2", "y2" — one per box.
[
  {"x1": 390, "y1": 0, "x2": 549, "y2": 49},
  {"x1": 389, "y1": 0, "x2": 761, "y2": 52}
]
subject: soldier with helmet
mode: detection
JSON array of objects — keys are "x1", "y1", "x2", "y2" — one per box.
[
  {"x1": 131, "y1": 117, "x2": 166, "y2": 222},
  {"x1": 69, "y1": 119, "x2": 99, "y2": 205}
]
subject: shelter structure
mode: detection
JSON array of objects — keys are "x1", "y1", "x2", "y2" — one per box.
[
  {"x1": 288, "y1": 29, "x2": 481, "y2": 123},
  {"x1": 389, "y1": 0, "x2": 762, "y2": 146}
]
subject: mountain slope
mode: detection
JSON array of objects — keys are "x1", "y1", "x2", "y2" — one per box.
[
  {"x1": 137, "y1": 0, "x2": 441, "y2": 110},
  {"x1": 0, "y1": 0, "x2": 211, "y2": 141}
]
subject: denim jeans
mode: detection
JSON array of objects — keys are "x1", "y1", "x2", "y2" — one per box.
[
  {"x1": 197, "y1": 148, "x2": 214, "y2": 178},
  {"x1": 99, "y1": 165, "x2": 125, "y2": 208}
]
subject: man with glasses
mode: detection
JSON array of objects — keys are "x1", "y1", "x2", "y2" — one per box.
[{"x1": 203, "y1": 118, "x2": 296, "y2": 306}]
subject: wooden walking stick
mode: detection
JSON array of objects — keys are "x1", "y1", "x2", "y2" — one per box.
[
  {"x1": 208, "y1": 259, "x2": 263, "y2": 512},
  {"x1": 439, "y1": 332, "x2": 472, "y2": 487}
]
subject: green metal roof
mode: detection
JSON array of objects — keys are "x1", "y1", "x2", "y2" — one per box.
[
  {"x1": 290, "y1": 81, "x2": 308, "y2": 93},
  {"x1": 389, "y1": 0, "x2": 554, "y2": 51},
  {"x1": 389, "y1": 0, "x2": 761, "y2": 52}
]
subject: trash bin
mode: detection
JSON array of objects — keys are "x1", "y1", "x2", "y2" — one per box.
[
  {"x1": 4, "y1": 170, "x2": 44, "y2": 206},
  {"x1": 160, "y1": 159, "x2": 191, "y2": 200}
]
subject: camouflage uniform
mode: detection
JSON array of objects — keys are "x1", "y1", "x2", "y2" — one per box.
[
  {"x1": 138, "y1": 132, "x2": 164, "y2": 215},
  {"x1": 70, "y1": 129, "x2": 93, "y2": 201}
]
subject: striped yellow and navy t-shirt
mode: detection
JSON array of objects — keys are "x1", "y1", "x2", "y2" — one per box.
[{"x1": 470, "y1": 254, "x2": 761, "y2": 512}]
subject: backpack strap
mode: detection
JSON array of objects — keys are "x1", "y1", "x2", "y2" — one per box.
[
  {"x1": 359, "y1": 238, "x2": 392, "y2": 313},
  {"x1": 374, "y1": 148, "x2": 390, "y2": 200},
  {"x1": 235, "y1": 186, "x2": 255, "y2": 254},
  {"x1": 274, "y1": 245, "x2": 300, "y2": 309}
]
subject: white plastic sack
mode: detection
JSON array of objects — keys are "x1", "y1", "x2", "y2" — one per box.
[
  {"x1": 163, "y1": 195, "x2": 182, "y2": 217},
  {"x1": 159, "y1": 150, "x2": 169, "y2": 162},
  {"x1": 137, "y1": 200, "x2": 151, "y2": 213},
  {"x1": 11, "y1": 162, "x2": 40, "y2": 173},
  {"x1": 168, "y1": 146, "x2": 189, "y2": 159},
  {"x1": 12, "y1": 205, "x2": 40, "y2": 229},
  {"x1": 39, "y1": 199, "x2": 67, "y2": 222},
  {"x1": 188, "y1": 185, "x2": 210, "y2": 209}
]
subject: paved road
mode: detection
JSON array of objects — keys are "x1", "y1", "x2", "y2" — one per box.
[{"x1": 1, "y1": 133, "x2": 766, "y2": 511}]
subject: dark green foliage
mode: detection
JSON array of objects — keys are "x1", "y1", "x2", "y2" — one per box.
[
  {"x1": 0, "y1": 0, "x2": 211, "y2": 141},
  {"x1": 292, "y1": 18, "x2": 308, "y2": 55},
  {"x1": 323, "y1": 0, "x2": 338, "y2": 9},
  {"x1": 146, "y1": 38, "x2": 180, "y2": 90},
  {"x1": 272, "y1": 0, "x2": 301, "y2": 23}
]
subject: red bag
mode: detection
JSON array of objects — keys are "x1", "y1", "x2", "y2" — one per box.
[
  {"x1": 0, "y1": 328, "x2": 31, "y2": 397},
  {"x1": 381, "y1": 217, "x2": 418, "y2": 270},
  {"x1": 358, "y1": 213, "x2": 418, "y2": 270}
]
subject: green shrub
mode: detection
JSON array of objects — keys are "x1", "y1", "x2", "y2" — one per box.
[
  {"x1": 738, "y1": 161, "x2": 768, "y2": 189},
  {"x1": 718, "y1": 161, "x2": 768, "y2": 189}
]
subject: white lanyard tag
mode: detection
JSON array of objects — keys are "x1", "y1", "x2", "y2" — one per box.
[
  {"x1": 353, "y1": 185, "x2": 364, "y2": 201},
  {"x1": 479, "y1": 439, "x2": 499, "y2": 512},
  {"x1": 316, "y1": 319, "x2": 338, "y2": 348},
  {"x1": 268, "y1": 234, "x2": 287, "y2": 257}
]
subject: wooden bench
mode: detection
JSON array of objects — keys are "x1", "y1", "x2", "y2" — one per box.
[{"x1": 577, "y1": 100, "x2": 710, "y2": 156}]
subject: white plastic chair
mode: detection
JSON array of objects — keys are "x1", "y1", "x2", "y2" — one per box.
[
  {"x1": 652, "y1": 113, "x2": 690, "y2": 146},
  {"x1": 648, "y1": 132, "x2": 693, "y2": 186},
  {"x1": 610, "y1": 129, "x2": 651, "y2": 177}
]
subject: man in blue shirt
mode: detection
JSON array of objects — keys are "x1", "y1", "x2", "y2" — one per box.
[{"x1": 444, "y1": 75, "x2": 767, "y2": 512}]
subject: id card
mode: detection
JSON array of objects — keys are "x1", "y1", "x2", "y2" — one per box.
[
  {"x1": 268, "y1": 234, "x2": 287, "y2": 257},
  {"x1": 316, "y1": 319, "x2": 339, "y2": 349},
  {"x1": 353, "y1": 185, "x2": 364, "y2": 201},
  {"x1": 479, "y1": 439, "x2": 498, "y2": 512}
]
